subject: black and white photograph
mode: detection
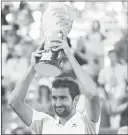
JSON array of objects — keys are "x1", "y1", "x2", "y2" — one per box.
[{"x1": 1, "y1": 1, "x2": 128, "y2": 134}]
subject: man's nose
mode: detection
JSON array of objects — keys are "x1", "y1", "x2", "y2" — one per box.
[{"x1": 55, "y1": 99, "x2": 62, "y2": 107}]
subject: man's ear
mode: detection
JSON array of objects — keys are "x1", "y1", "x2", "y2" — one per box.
[{"x1": 73, "y1": 95, "x2": 79, "y2": 105}]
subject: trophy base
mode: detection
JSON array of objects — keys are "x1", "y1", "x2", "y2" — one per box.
[{"x1": 34, "y1": 61, "x2": 61, "y2": 77}]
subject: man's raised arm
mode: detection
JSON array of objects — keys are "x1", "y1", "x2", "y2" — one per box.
[
  {"x1": 66, "y1": 47, "x2": 100, "y2": 123},
  {"x1": 8, "y1": 44, "x2": 44, "y2": 126}
]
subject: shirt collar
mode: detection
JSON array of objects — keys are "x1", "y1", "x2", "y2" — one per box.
[{"x1": 55, "y1": 112, "x2": 79, "y2": 127}]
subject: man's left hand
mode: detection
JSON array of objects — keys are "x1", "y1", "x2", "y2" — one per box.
[{"x1": 50, "y1": 38, "x2": 70, "y2": 54}]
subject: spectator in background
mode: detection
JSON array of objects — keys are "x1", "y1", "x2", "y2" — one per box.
[
  {"x1": 20, "y1": 37, "x2": 36, "y2": 64},
  {"x1": 111, "y1": 90, "x2": 128, "y2": 127},
  {"x1": 2, "y1": 23, "x2": 20, "y2": 67},
  {"x1": 19, "y1": 1, "x2": 28, "y2": 10},
  {"x1": 18, "y1": 1, "x2": 34, "y2": 26},
  {"x1": 3, "y1": 43, "x2": 29, "y2": 87},
  {"x1": 2, "y1": 42, "x2": 9, "y2": 72},
  {"x1": 16, "y1": 1, "x2": 34, "y2": 36},
  {"x1": 85, "y1": 20, "x2": 105, "y2": 68},
  {"x1": 33, "y1": 85, "x2": 55, "y2": 117},
  {"x1": 5, "y1": 23, "x2": 21, "y2": 48},
  {"x1": 86, "y1": 20, "x2": 105, "y2": 41},
  {"x1": 119, "y1": 99, "x2": 128, "y2": 127},
  {"x1": 2, "y1": 4, "x2": 10, "y2": 25},
  {"x1": 115, "y1": 32, "x2": 128, "y2": 64},
  {"x1": 98, "y1": 50, "x2": 127, "y2": 128}
]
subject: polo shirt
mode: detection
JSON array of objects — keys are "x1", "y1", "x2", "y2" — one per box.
[{"x1": 29, "y1": 109, "x2": 100, "y2": 134}]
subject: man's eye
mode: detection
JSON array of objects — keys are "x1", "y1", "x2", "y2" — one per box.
[
  {"x1": 60, "y1": 96, "x2": 66, "y2": 100},
  {"x1": 52, "y1": 97, "x2": 57, "y2": 100}
]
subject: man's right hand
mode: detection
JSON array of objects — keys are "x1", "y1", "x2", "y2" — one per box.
[{"x1": 31, "y1": 50, "x2": 44, "y2": 67}]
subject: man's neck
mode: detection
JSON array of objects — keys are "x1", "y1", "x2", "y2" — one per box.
[{"x1": 59, "y1": 109, "x2": 76, "y2": 126}]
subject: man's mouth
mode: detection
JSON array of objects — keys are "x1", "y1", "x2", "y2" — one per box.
[{"x1": 56, "y1": 107, "x2": 65, "y2": 112}]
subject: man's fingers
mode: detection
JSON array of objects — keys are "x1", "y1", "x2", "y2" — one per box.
[
  {"x1": 32, "y1": 51, "x2": 43, "y2": 56},
  {"x1": 33, "y1": 54, "x2": 41, "y2": 57},
  {"x1": 51, "y1": 45, "x2": 64, "y2": 51},
  {"x1": 35, "y1": 54, "x2": 42, "y2": 57},
  {"x1": 50, "y1": 39, "x2": 63, "y2": 44},
  {"x1": 35, "y1": 50, "x2": 44, "y2": 53}
]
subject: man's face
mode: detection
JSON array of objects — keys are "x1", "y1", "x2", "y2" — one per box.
[{"x1": 51, "y1": 87, "x2": 75, "y2": 118}]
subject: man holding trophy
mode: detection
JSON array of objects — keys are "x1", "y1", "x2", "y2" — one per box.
[{"x1": 8, "y1": 2, "x2": 100, "y2": 134}]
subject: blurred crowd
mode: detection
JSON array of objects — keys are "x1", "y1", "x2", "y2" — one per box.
[{"x1": 1, "y1": 1, "x2": 128, "y2": 134}]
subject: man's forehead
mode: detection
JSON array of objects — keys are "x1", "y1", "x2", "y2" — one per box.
[{"x1": 52, "y1": 87, "x2": 70, "y2": 94}]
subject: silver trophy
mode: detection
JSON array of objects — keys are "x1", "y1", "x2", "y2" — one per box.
[{"x1": 34, "y1": 2, "x2": 73, "y2": 76}]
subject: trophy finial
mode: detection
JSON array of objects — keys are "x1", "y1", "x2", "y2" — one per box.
[{"x1": 42, "y1": 2, "x2": 73, "y2": 42}]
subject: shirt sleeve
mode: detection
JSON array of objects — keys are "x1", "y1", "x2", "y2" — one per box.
[
  {"x1": 76, "y1": 95, "x2": 101, "y2": 134},
  {"x1": 29, "y1": 109, "x2": 50, "y2": 134},
  {"x1": 82, "y1": 110, "x2": 101, "y2": 134}
]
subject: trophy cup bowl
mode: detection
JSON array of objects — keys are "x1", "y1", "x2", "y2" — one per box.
[{"x1": 34, "y1": 2, "x2": 73, "y2": 76}]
